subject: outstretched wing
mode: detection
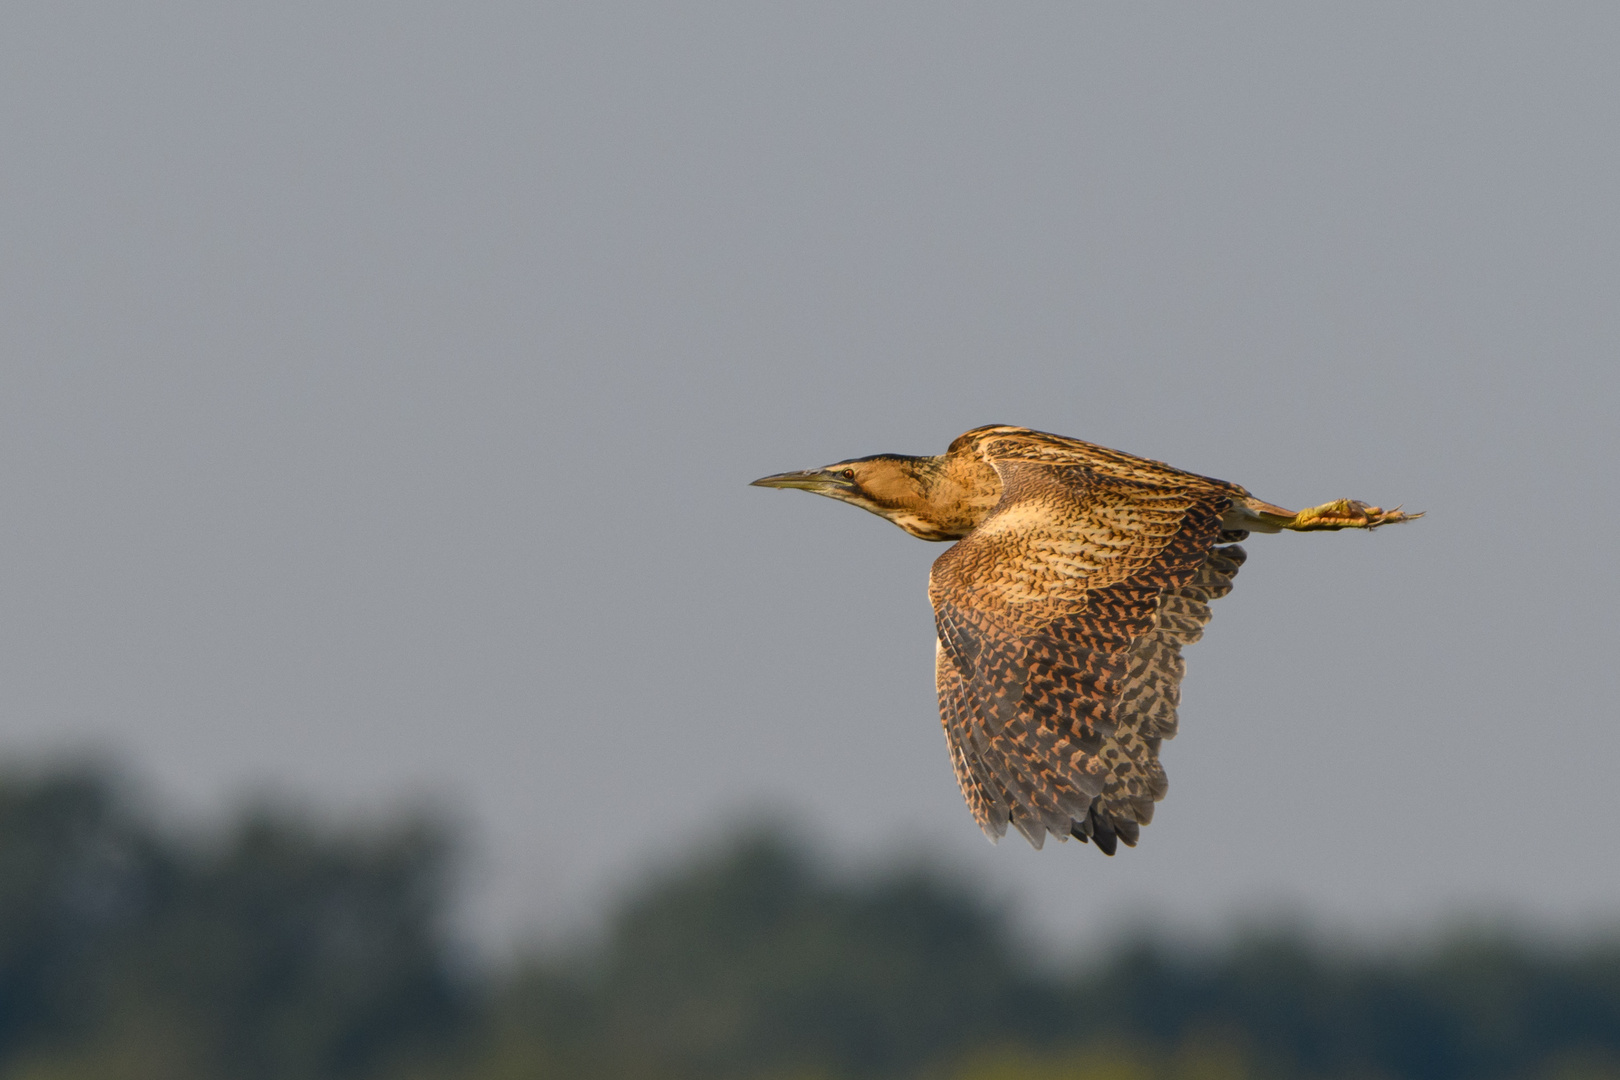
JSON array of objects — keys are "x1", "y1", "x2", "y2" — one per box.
[{"x1": 929, "y1": 442, "x2": 1246, "y2": 853}]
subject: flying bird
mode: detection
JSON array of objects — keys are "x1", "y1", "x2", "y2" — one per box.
[{"x1": 752, "y1": 425, "x2": 1418, "y2": 855}]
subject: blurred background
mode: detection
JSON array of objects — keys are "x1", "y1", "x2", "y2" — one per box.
[{"x1": 0, "y1": 1, "x2": 1617, "y2": 1077}]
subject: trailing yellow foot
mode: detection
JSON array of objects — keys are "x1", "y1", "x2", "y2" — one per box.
[
  {"x1": 1234, "y1": 496, "x2": 1421, "y2": 532},
  {"x1": 1286, "y1": 498, "x2": 1419, "y2": 530}
]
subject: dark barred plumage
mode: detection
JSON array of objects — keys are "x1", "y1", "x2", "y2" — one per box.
[{"x1": 754, "y1": 425, "x2": 1418, "y2": 854}]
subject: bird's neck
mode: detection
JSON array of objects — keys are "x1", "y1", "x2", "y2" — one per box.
[{"x1": 883, "y1": 453, "x2": 1002, "y2": 541}]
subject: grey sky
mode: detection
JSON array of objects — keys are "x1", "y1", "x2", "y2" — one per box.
[{"x1": 1, "y1": 2, "x2": 1616, "y2": 952}]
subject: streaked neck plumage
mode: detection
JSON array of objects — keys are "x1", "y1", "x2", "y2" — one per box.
[{"x1": 856, "y1": 451, "x2": 1002, "y2": 541}]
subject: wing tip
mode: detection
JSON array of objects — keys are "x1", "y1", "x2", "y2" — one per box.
[{"x1": 1070, "y1": 804, "x2": 1141, "y2": 857}]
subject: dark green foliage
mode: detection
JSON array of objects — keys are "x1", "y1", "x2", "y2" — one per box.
[
  {"x1": 1066, "y1": 932, "x2": 1620, "y2": 1080},
  {"x1": 0, "y1": 768, "x2": 465, "y2": 1080},
  {"x1": 521, "y1": 830, "x2": 1050, "y2": 1078},
  {"x1": 0, "y1": 770, "x2": 166, "y2": 1058},
  {"x1": 0, "y1": 765, "x2": 1616, "y2": 1080},
  {"x1": 456, "y1": 836, "x2": 1620, "y2": 1080}
]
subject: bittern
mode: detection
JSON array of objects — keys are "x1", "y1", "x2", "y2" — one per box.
[{"x1": 753, "y1": 425, "x2": 1418, "y2": 855}]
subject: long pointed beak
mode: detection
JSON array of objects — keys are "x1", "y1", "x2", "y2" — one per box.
[{"x1": 750, "y1": 469, "x2": 855, "y2": 494}]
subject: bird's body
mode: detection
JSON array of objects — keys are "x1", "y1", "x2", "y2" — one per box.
[{"x1": 753, "y1": 425, "x2": 1417, "y2": 855}]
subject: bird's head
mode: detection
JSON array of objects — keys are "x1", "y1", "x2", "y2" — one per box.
[{"x1": 751, "y1": 453, "x2": 968, "y2": 541}]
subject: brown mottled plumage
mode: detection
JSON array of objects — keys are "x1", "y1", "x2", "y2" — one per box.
[{"x1": 752, "y1": 425, "x2": 1418, "y2": 855}]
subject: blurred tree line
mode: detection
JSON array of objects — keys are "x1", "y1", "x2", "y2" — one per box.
[{"x1": 0, "y1": 767, "x2": 1614, "y2": 1080}]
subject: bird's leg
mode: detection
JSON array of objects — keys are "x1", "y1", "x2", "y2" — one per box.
[
  {"x1": 1234, "y1": 496, "x2": 1421, "y2": 532},
  {"x1": 1288, "y1": 499, "x2": 1421, "y2": 530}
]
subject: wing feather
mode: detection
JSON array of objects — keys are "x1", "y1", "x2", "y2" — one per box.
[{"x1": 929, "y1": 433, "x2": 1247, "y2": 852}]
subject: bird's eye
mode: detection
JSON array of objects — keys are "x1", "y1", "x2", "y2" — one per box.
[{"x1": 842, "y1": 469, "x2": 855, "y2": 479}]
